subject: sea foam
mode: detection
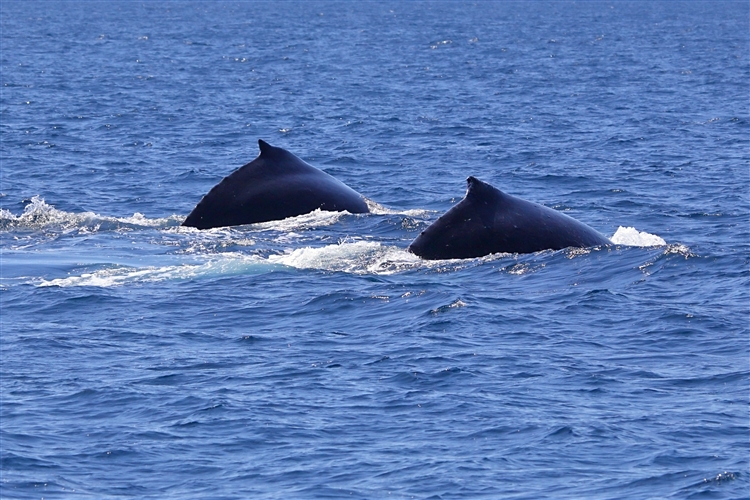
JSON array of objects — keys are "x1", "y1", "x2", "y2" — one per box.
[{"x1": 611, "y1": 226, "x2": 667, "y2": 247}]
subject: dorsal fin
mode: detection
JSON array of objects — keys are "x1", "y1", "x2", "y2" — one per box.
[
  {"x1": 258, "y1": 139, "x2": 276, "y2": 158},
  {"x1": 465, "y1": 176, "x2": 505, "y2": 203},
  {"x1": 466, "y1": 176, "x2": 490, "y2": 193}
]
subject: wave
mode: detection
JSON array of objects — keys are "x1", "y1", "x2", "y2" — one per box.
[
  {"x1": 1, "y1": 197, "x2": 371, "y2": 234},
  {"x1": 268, "y1": 240, "x2": 422, "y2": 275},
  {"x1": 365, "y1": 198, "x2": 430, "y2": 217},
  {"x1": 34, "y1": 242, "x2": 419, "y2": 287},
  {"x1": 5, "y1": 197, "x2": 684, "y2": 288},
  {"x1": 37, "y1": 253, "x2": 272, "y2": 288},
  {"x1": 0, "y1": 196, "x2": 183, "y2": 231},
  {"x1": 4, "y1": 198, "x2": 670, "y2": 248},
  {"x1": 32, "y1": 236, "x2": 687, "y2": 288},
  {"x1": 251, "y1": 208, "x2": 351, "y2": 232}
]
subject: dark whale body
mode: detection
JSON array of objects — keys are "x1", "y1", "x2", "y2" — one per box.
[
  {"x1": 183, "y1": 140, "x2": 369, "y2": 229},
  {"x1": 408, "y1": 177, "x2": 611, "y2": 260}
]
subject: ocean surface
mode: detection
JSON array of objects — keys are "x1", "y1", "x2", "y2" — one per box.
[{"x1": 1, "y1": 1, "x2": 748, "y2": 498}]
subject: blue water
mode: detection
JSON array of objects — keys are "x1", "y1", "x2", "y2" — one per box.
[{"x1": 2, "y1": 1, "x2": 748, "y2": 498}]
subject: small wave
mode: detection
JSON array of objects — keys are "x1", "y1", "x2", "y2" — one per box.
[
  {"x1": 664, "y1": 244, "x2": 694, "y2": 258},
  {"x1": 37, "y1": 254, "x2": 269, "y2": 288},
  {"x1": 701, "y1": 471, "x2": 738, "y2": 484},
  {"x1": 365, "y1": 199, "x2": 430, "y2": 217},
  {"x1": 173, "y1": 210, "x2": 350, "y2": 251},
  {"x1": 430, "y1": 298, "x2": 467, "y2": 314},
  {"x1": 676, "y1": 470, "x2": 742, "y2": 497},
  {"x1": 1, "y1": 197, "x2": 425, "y2": 235},
  {"x1": 115, "y1": 212, "x2": 183, "y2": 227},
  {"x1": 268, "y1": 240, "x2": 422, "y2": 275},
  {"x1": 36, "y1": 243, "x2": 425, "y2": 286},
  {"x1": 176, "y1": 208, "x2": 362, "y2": 236},
  {"x1": 252, "y1": 208, "x2": 349, "y2": 231},
  {"x1": 1, "y1": 196, "x2": 183, "y2": 231},
  {"x1": 611, "y1": 226, "x2": 666, "y2": 247},
  {"x1": 502, "y1": 261, "x2": 547, "y2": 275}
]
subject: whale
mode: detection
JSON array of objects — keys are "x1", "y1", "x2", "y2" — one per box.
[
  {"x1": 408, "y1": 176, "x2": 611, "y2": 259},
  {"x1": 183, "y1": 140, "x2": 369, "y2": 229}
]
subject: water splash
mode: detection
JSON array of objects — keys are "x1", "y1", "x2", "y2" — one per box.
[
  {"x1": 611, "y1": 226, "x2": 666, "y2": 246},
  {"x1": 0, "y1": 196, "x2": 182, "y2": 231}
]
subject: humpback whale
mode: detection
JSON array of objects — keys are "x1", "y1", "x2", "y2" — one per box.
[
  {"x1": 183, "y1": 140, "x2": 369, "y2": 229},
  {"x1": 408, "y1": 177, "x2": 611, "y2": 259}
]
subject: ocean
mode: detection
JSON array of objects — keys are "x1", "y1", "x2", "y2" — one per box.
[{"x1": 1, "y1": 1, "x2": 748, "y2": 498}]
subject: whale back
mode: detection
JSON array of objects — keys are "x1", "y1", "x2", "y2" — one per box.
[
  {"x1": 408, "y1": 177, "x2": 611, "y2": 259},
  {"x1": 183, "y1": 140, "x2": 369, "y2": 229}
]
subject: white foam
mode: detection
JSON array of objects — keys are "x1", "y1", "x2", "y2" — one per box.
[
  {"x1": 38, "y1": 242, "x2": 425, "y2": 286},
  {"x1": 1, "y1": 195, "x2": 182, "y2": 230},
  {"x1": 430, "y1": 298, "x2": 467, "y2": 314},
  {"x1": 253, "y1": 208, "x2": 348, "y2": 231},
  {"x1": 610, "y1": 226, "x2": 666, "y2": 247},
  {"x1": 37, "y1": 254, "x2": 268, "y2": 288},
  {"x1": 268, "y1": 240, "x2": 422, "y2": 275},
  {"x1": 1, "y1": 195, "x2": 86, "y2": 228},
  {"x1": 366, "y1": 199, "x2": 430, "y2": 217},
  {"x1": 665, "y1": 244, "x2": 694, "y2": 257},
  {"x1": 115, "y1": 212, "x2": 183, "y2": 227}
]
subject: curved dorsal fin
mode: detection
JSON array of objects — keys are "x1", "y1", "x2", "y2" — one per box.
[
  {"x1": 466, "y1": 176, "x2": 490, "y2": 193},
  {"x1": 466, "y1": 176, "x2": 505, "y2": 202},
  {"x1": 258, "y1": 139, "x2": 275, "y2": 157}
]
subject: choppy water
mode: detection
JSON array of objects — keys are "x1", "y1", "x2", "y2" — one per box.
[{"x1": 1, "y1": 1, "x2": 749, "y2": 499}]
